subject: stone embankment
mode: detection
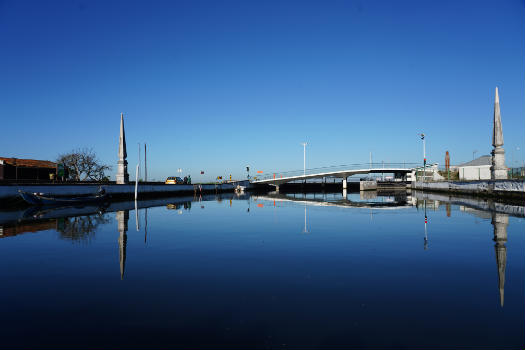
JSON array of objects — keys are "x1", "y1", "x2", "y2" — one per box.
[
  {"x1": 0, "y1": 181, "x2": 253, "y2": 207},
  {"x1": 412, "y1": 180, "x2": 524, "y2": 199}
]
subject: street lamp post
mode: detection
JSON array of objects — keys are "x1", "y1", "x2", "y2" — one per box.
[
  {"x1": 137, "y1": 143, "x2": 141, "y2": 181},
  {"x1": 301, "y1": 142, "x2": 307, "y2": 177}
]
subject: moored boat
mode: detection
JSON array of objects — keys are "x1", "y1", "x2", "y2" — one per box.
[{"x1": 19, "y1": 190, "x2": 108, "y2": 206}]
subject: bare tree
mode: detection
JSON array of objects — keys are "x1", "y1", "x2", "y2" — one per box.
[{"x1": 57, "y1": 148, "x2": 111, "y2": 181}]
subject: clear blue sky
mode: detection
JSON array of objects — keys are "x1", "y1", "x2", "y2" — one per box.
[{"x1": 1, "y1": 0, "x2": 523, "y2": 181}]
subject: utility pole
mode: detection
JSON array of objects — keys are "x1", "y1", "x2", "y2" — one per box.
[
  {"x1": 420, "y1": 133, "x2": 426, "y2": 184},
  {"x1": 137, "y1": 143, "x2": 141, "y2": 181},
  {"x1": 135, "y1": 164, "x2": 139, "y2": 200},
  {"x1": 301, "y1": 142, "x2": 307, "y2": 177}
]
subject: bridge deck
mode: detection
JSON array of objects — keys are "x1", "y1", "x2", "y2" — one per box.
[{"x1": 252, "y1": 163, "x2": 417, "y2": 185}]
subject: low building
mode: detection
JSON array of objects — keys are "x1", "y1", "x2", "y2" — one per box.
[
  {"x1": 0, "y1": 157, "x2": 57, "y2": 181},
  {"x1": 457, "y1": 155, "x2": 492, "y2": 180}
]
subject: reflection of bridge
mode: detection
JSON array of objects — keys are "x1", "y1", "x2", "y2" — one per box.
[
  {"x1": 252, "y1": 163, "x2": 417, "y2": 189},
  {"x1": 255, "y1": 193, "x2": 413, "y2": 210}
]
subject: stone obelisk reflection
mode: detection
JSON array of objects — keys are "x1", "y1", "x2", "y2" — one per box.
[
  {"x1": 492, "y1": 212, "x2": 508, "y2": 307},
  {"x1": 117, "y1": 210, "x2": 129, "y2": 280}
]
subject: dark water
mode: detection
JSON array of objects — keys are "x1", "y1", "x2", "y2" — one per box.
[{"x1": 0, "y1": 191, "x2": 523, "y2": 349}]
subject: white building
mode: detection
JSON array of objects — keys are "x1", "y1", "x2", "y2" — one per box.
[{"x1": 457, "y1": 155, "x2": 493, "y2": 180}]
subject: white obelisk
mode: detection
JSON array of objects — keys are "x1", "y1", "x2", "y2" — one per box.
[
  {"x1": 491, "y1": 87, "x2": 507, "y2": 180},
  {"x1": 116, "y1": 113, "x2": 129, "y2": 184}
]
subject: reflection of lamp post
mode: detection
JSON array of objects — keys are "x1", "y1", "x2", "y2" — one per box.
[
  {"x1": 135, "y1": 195, "x2": 140, "y2": 231},
  {"x1": 424, "y1": 199, "x2": 429, "y2": 250},
  {"x1": 144, "y1": 208, "x2": 148, "y2": 244},
  {"x1": 302, "y1": 202, "x2": 310, "y2": 234}
]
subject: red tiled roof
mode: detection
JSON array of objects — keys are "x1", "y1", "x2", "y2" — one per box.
[{"x1": 0, "y1": 157, "x2": 57, "y2": 169}]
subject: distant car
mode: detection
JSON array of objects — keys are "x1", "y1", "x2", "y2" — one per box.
[{"x1": 165, "y1": 176, "x2": 184, "y2": 184}]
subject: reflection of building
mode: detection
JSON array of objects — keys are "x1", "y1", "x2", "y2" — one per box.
[
  {"x1": 0, "y1": 214, "x2": 108, "y2": 241},
  {"x1": 0, "y1": 220, "x2": 57, "y2": 237},
  {"x1": 116, "y1": 210, "x2": 129, "y2": 280},
  {"x1": 492, "y1": 212, "x2": 508, "y2": 307}
]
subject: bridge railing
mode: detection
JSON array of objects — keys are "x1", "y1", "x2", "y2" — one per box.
[{"x1": 252, "y1": 163, "x2": 419, "y2": 181}]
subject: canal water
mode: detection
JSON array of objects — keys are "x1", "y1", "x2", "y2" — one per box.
[{"x1": 0, "y1": 191, "x2": 523, "y2": 349}]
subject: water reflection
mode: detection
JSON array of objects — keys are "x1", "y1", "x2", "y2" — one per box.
[
  {"x1": 302, "y1": 202, "x2": 309, "y2": 234},
  {"x1": 0, "y1": 212, "x2": 109, "y2": 243},
  {"x1": 166, "y1": 201, "x2": 192, "y2": 211},
  {"x1": 116, "y1": 210, "x2": 129, "y2": 280},
  {"x1": 144, "y1": 208, "x2": 148, "y2": 244},
  {"x1": 423, "y1": 199, "x2": 429, "y2": 251},
  {"x1": 413, "y1": 191, "x2": 514, "y2": 308},
  {"x1": 0, "y1": 191, "x2": 520, "y2": 309},
  {"x1": 0, "y1": 219, "x2": 56, "y2": 238},
  {"x1": 492, "y1": 212, "x2": 508, "y2": 307},
  {"x1": 57, "y1": 214, "x2": 110, "y2": 243}
]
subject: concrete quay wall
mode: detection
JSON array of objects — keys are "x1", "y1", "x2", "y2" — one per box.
[
  {"x1": 412, "y1": 180, "x2": 524, "y2": 198},
  {"x1": 0, "y1": 181, "x2": 251, "y2": 201},
  {"x1": 360, "y1": 180, "x2": 378, "y2": 191}
]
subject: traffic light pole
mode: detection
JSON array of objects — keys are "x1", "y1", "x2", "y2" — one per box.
[{"x1": 421, "y1": 133, "x2": 426, "y2": 185}]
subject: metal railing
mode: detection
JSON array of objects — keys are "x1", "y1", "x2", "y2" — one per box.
[{"x1": 252, "y1": 162, "x2": 419, "y2": 181}]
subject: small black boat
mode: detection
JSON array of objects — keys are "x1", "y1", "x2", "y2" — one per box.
[{"x1": 19, "y1": 189, "x2": 108, "y2": 206}]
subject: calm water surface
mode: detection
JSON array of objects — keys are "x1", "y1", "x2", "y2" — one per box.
[{"x1": 0, "y1": 191, "x2": 524, "y2": 349}]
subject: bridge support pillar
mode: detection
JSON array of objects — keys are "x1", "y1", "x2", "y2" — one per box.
[
  {"x1": 342, "y1": 177, "x2": 347, "y2": 190},
  {"x1": 275, "y1": 185, "x2": 279, "y2": 193},
  {"x1": 343, "y1": 188, "x2": 347, "y2": 198}
]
